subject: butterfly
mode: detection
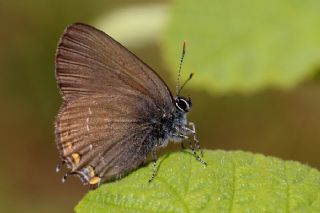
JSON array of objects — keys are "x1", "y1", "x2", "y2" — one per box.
[{"x1": 54, "y1": 23, "x2": 205, "y2": 188}]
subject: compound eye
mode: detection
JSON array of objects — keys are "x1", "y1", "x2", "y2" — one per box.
[{"x1": 175, "y1": 98, "x2": 191, "y2": 112}]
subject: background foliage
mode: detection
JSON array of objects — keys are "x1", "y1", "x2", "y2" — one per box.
[
  {"x1": 164, "y1": 0, "x2": 320, "y2": 94},
  {"x1": 1, "y1": 0, "x2": 320, "y2": 212}
]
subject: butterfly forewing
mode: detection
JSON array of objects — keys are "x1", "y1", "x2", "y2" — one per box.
[
  {"x1": 55, "y1": 23, "x2": 175, "y2": 186},
  {"x1": 56, "y1": 23, "x2": 172, "y2": 108}
]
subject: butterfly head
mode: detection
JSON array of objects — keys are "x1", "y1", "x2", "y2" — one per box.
[{"x1": 175, "y1": 96, "x2": 192, "y2": 112}]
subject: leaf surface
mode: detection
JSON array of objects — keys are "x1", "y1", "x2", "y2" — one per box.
[{"x1": 76, "y1": 150, "x2": 320, "y2": 213}]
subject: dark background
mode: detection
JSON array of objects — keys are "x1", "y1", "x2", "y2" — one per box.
[{"x1": 1, "y1": 0, "x2": 319, "y2": 212}]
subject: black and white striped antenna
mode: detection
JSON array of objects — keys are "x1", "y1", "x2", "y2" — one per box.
[
  {"x1": 176, "y1": 40, "x2": 186, "y2": 95},
  {"x1": 176, "y1": 41, "x2": 193, "y2": 96}
]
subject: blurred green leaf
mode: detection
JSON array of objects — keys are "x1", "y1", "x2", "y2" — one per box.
[
  {"x1": 95, "y1": 4, "x2": 169, "y2": 48},
  {"x1": 76, "y1": 150, "x2": 320, "y2": 212},
  {"x1": 164, "y1": 0, "x2": 320, "y2": 94}
]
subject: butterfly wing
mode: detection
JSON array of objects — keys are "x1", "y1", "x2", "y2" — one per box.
[
  {"x1": 55, "y1": 23, "x2": 173, "y2": 110},
  {"x1": 55, "y1": 23, "x2": 174, "y2": 186},
  {"x1": 56, "y1": 94, "x2": 154, "y2": 187}
]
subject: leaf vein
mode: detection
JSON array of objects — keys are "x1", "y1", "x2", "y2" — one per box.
[{"x1": 157, "y1": 176, "x2": 190, "y2": 213}]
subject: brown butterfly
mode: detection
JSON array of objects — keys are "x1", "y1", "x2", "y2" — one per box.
[{"x1": 54, "y1": 23, "x2": 205, "y2": 188}]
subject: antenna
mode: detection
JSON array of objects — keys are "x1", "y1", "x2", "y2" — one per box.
[
  {"x1": 176, "y1": 40, "x2": 187, "y2": 94},
  {"x1": 178, "y1": 73, "x2": 193, "y2": 96}
]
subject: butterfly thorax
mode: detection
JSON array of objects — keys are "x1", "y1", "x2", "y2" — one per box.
[
  {"x1": 148, "y1": 104, "x2": 189, "y2": 149},
  {"x1": 149, "y1": 97, "x2": 191, "y2": 147}
]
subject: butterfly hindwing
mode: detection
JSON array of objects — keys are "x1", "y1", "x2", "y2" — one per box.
[{"x1": 55, "y1": 93, "x2": 154, "y2": 186}]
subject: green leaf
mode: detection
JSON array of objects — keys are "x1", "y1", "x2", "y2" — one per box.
[
  {"x1": 164, "y1": 0, "x2": 320, "y2": 94},
  {"x1": 75, "y1": 150, "x2": 320, "y2": 213}
]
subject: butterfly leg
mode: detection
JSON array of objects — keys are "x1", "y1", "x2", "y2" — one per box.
[
  {"x1": 188, "y1": 122, "x2": 204, "y2": 157},
  {"x1": 148, "y1": 148, "x2": 158, "y2": 183},
  {"x1": 181, "y1": 125, "x2": 207, "y2": 166},
  {"x1": 190, "y1": 146, "x2": 207, "y2": 166}
]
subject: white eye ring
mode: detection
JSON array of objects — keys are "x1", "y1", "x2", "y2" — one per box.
[{"x1": 175, "y1": 98, "x2": 190, "y2": 112}]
